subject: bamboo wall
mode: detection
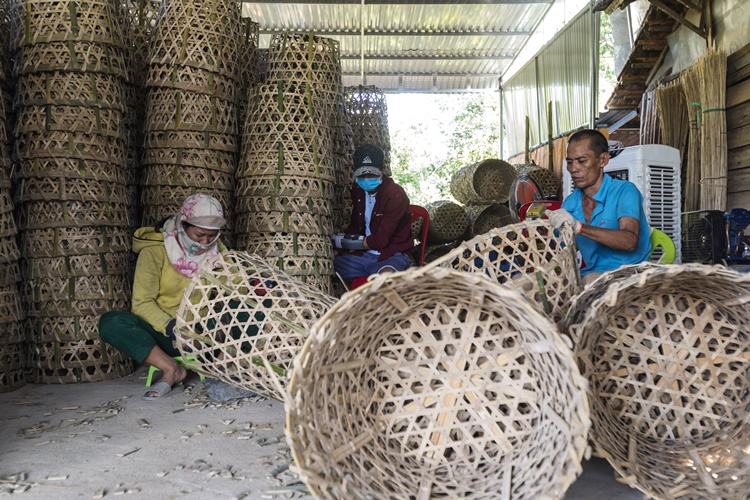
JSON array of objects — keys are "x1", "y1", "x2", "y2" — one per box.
[{"x1": 727, "y1": 44, "x2": 750, "y2": 210}]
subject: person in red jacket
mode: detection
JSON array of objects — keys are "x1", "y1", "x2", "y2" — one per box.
[{"x1": 333, "y1": 144, "x2": 414, "y2": 280}]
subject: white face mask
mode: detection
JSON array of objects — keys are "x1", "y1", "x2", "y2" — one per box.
[{"x1": 177, "y1": 223, "x2": 220, "y2": 256}]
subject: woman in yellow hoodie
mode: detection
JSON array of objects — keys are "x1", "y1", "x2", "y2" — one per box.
[{"x1": 99, "y1": 194, "x2": 227, "y2": 400}]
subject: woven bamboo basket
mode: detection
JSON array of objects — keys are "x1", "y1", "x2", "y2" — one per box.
[
  {"x1": 0, "y1": 257, "x2": 21, "y2": 286},
  {"x1": 143, "y1": 130, "x2": 238, "y2": 152},
  {"x1": 239, "y1": 82, "x2": 333, "y2": 181},
  {"x1": 0, "y1": 285, "x2": 23, "y2": 323},
  {"x1": 25, "y1": 314, "x2": 105, "y2": 343},
  {"x1": 141, "y1": 165, "x2": 235, "y2": 190},
  {"x1": 140, "y1": 201, "x2": 235, "y2": 229},
  {"x1": 30, "y1": 339, "x2": 134, "y2": 384},
  {"x1": 0, "y1": 342, "x2": 24, "y2": 371},
  {"x1": 148, "y1": 0, "x2": 241, "y2": 80},
  {"x1": 14, "y1": 158, "x2": 129, "y2": 184},
  {"x1": 14, "y1": 104, "x2": 124, "y2": 138},
  {"x1": 286, "y1": 267, "x2": 590, "y2": 499},
  {"x1": 464, "y1": 203, "x2": 514, "y2": 239},
  {"x1": 238, "y1": 17, "x2": 260, "y2": 96},
  {"x1": 10, "y1": 0, "x2": 126, "y2": 49},
  {"x1": 0, "y1": 235, "x2": 21, "y2": 265},
  {"x1": 15, "y1": 177, "x2": 129, "y2": 203},
  {"x1": 569, "y1": 264, "x2": 750, "y2": 499},
  {"x1": 422, "y1": 242, "x2": 458, "y2": 264},
  {"x1": 21, "y1": 252, "x2": 130, "y2": 279},
  {"x1": 25, "y1": 296, "x2": 130, "y2": 318},
  {"x1": 14, "y1": 41, "x2": 130, "y2": 78},
  {"x1": 17, "y1": 200, "x2": 130, "y2": 229},
  {"x1": 14, "y1": 71, "x2": 126, "y2": 110},
  {"x1": 0, "y1": 209, "x2": 17, "y2": 237},
  {"x1": 260, "y1": 254, "x2": 333, "y2": 277},
  {"x1": 0, "y1": 318, "x2": 24, "y2": 347},
  {"x1": 235, "y1": 176, "x2": 334, "y2": 200},
  {"x1": 266, "y1": 33, "x2": 340, "y2": 90},
  {"x1": 425, "y1": 200, "x2": 469, "y2": 244},
  {"x1": 236, "y1": 211, "x2": 333, "y2": 236},
  {"x1": 146, "y1": 64, "x2": 238, "y2": 101},
  {"x1": 236, "y1": 195, "x2": 332, "y2": 217},
  {"x1": 140, "y1": 185, "x2": 233, "y2": 211},
  {"x1": 344, "y1": 85, "x2": 391, "y2": 167},
  {"x1": 0, "y1": 364, "x2": 25, "y2": 393},
  {"x1": 145, "y1": 89, "x2": 238, "y2": 134},
  {"x1": 15, "y1": 131, "x2": 126, "y2": 165},
  {"x1": 124, "y1": 0, "x2": 160, "y2": 85},
  {"x1": 141, "y1": 148, "x2": 236, "y2": 171},
  {"x1": 21, "y1": 274, "x2": 131, "y2": 303},
  {"x1": 450, "y1": 159, "x2": 518, "y2": 205},
  {"x1": 174, "y1": 251, "x2": 337, "y2": 400},
  {"x1": 514, "y1": 164, "x2": 560, "y2": 199},
  {"x1": 235, "y1": 232, "x2": 332, "y2": 259},
  {"x1": 295, "y1": 274, "x2": 331, "y2": 295},
  {"x1": 424, "y1": 221, "x2": 580, "y2": 322},
  {"x1": 20, "y1": 226, "x2": 131, "y2": 258}
]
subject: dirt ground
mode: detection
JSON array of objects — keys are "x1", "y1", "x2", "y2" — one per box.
[{"x1": 0, "y1": 365, "x2": 643, "y2": 500}]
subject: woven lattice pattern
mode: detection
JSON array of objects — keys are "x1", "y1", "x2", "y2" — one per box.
[
  {"x1": 14, "y1": 71, "x2": 126, "y2": 110},
  {"x1": 425, "y1": 221, "x2": 580, "y2": 323},
  {"x1": 15, "y1": 176, "x2": 129, "y2": 203},
  {"x1": 514, "y1": 164, "x2": 560, "y2": 199},
  {"x1": 31, "y1": 339, "x2": 134, "y2": 383},
  {"x1": 148, "y1": 0, "x2": 241, "y2": 79},
  {"x1": 145, "y1": 89, "x2": 238, "y2": 134},
  {"x1": 174, "y1": 251, "x2": 337, "y2": 400},
  {"x1": 287, "y1": 268, "x2": 590, "y2": 499},
  {"x1": 451, "y1": 159, "x2": 518, "y2": 205},
  {"x1": 146, "y1": 64, "x2": 238, "y2": 100},
  {"x1": 14, "y1": 41, "x2": 130, "y2": 78},
  {"x1": 464, "y1": 203, "x2": 513, "y2": 239},
  {"x1": 568, "y1": 264, "x2": 750, "y2": 499},
  {"x1": 425, "y1": 200, "x2": 469, "y2": 244},
  {"x1": 344, "y1": 85, "x2": 391, "y2": 175}
]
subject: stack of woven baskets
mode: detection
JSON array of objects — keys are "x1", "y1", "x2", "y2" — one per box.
[
  {"x1": 237, "y1": 17, "x2": 260, "y2": 129},
  {"x1": 344, "y1": 85, "x2": 391, "y2": 175},
  {"x1": 0, "y1": 72, "x2": 24, "y2": 393},
  {"x1": 11, "y1": 0, "x2": 135, "y2": 383},
  {"x1": 235, "y1": 33, "x2": 339, "y2": 293},
  {"x1": 140, "y1": 0, "x2": 242, "y2": 246},
  {"x1": 451, "y1": 158, "x2": 517, "y2": 238}
]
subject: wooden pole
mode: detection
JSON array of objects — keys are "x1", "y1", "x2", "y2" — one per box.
[
  {"x1": 524, "y1": 115, "x2": 530, "y2": 164},
  {"x1": 547, "y1": 101, "x2": 553, "y2": 170}
]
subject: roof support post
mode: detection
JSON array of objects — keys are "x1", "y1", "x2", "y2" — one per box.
[
  {"x1": 499, "y1": 79, "x2": 505, "y2": 159},
  {"x1": 590, "y1": 4, "x2": 600, "y2": 129},
  {"x1": 360, "y1": 0, "x2": 365, "y2": 83}
]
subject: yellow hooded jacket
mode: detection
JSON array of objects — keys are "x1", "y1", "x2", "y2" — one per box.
[{"x1": 131, "y1": 226, "x2": 226, "y2": 335}]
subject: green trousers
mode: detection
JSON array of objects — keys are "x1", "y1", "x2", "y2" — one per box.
[{"x1": 99, "y1": 311, "x2": 179, "y2": 363}]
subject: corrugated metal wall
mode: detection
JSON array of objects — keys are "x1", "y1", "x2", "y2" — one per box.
[{"x1": 504, "y1": 11, "x2": 593, "y2": 156}]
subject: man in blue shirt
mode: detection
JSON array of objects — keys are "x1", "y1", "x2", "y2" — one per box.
[{"x1": 548, "y1": 129, "x2": 651, "y2": 285}]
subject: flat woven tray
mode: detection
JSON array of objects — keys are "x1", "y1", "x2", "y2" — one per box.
[
  {"x1": 174, "y1": 251, "x2": 337, "y2": 400},
  {"x1": 450, "y1": 159, "x2": 518, "y2": 205},
  {"x1": 567, "y1": 263, "x2": 750, "y2": 500},
  {"x1": 29, "y1": 339, "x2": 134, "y2": 384},
  {"x1": 424, "y1": 220, "x2": 580, "y2": 323},
  {"x1": 286, "y1": 267, "x2": 589, "y2": 499}
]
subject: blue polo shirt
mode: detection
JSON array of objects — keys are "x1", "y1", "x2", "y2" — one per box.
[{"x1": 562, "y1": 174, "x2": 651, "y2": 275}]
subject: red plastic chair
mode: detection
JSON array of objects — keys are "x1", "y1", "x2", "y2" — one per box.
[
  {"x1": 409, "y1": 204, "x2": 430, "y2": 266},
  {"x1": 349, "y1": 205, "x2": 429, "y2": 291}
]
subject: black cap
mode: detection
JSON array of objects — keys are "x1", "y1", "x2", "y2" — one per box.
[{"x1": 353, "y1": 144, "x2": 384, "y2": 177}]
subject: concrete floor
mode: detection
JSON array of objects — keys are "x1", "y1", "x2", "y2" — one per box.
[{"x1": 0, "y1": 365, "x2": 645, "y2": 499}]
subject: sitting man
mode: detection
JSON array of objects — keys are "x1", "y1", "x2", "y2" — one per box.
[
  {"x1": 548, "y1": 129, "x2": 652, "y2": 285},
  {"x1": 333, "y1": 144, "x2": 414, "y2": 282}
]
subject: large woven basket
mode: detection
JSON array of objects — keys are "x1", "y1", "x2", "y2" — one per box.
[
  {"x1": 424, "y1": 220, "x2": 580, "y2": 323},
  {"x1": 463, "y1": 203, "x2": 513, "y2": 239},
  {"x1": 174, "y1": 251, "x2": 337, "y2": 400},
  {"x1": 266, "y1": 33, "x2": 340, "y2": 94},
  {"x1": 425, "y1": 200, "x2": 468, "y2": 244},
  {"x1": 568, "y1": 264, "x2": 750, "y2": 499},
  {"x1": 450, "y1": 159, "x2": 517, "y2": 205},
  {"x1": 286, "y1": 267, "x2": 589, "y2": 499},
  {"x1": 344, "y1": 85, "x2": 391, "y2": 175}
]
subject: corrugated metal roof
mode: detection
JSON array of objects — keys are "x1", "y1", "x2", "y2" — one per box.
[{"x1": 241, "y1": 0, "x2": 555, "y2": 92}]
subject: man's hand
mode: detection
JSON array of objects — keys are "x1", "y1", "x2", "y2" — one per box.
[
  {"x1": 548, "y1": 208, "x2": 582, "y2": 235},
  {"x1": 332, "y1": 233, "x2": 366, "y2": 250}
]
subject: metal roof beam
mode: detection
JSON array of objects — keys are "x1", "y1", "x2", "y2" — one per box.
[
  {"x1": 259, "y1": 28, "x2": 533, "y2": 37},
  {"x1": 341, "y1": 53, "x2": 514, "y2": 60},
  {"x1": 343, "y1": 72, "x2": 501, "y2": 77},
  {"x1": 244, "y1": 1, "x2": 549, "y2": 4}
]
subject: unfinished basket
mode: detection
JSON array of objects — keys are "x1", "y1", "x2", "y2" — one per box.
[
  {"x1": 30, "y1": 339, "x2": 134, "y2": 384},
  {"x1": 174, "y1": 251, "x2": 337, "y2": 400},
  {"x1": 514, "y1": 164, "x2": 560, "y2": 199},
  {"x1": 450, "y1": 159, "x2": 518, "y2": 205},
  {"x1": 148, "y1": 0, "x2": 241, "y2": 79},
  {"x1": 424, "y1": 220, "x2": 580, "y2": 323},
  {"x1": 425, "y1": 200, "x2": 469, "y2": 244},
  {"x1": 464, "y1": 203, "x2": 513, "y2": 239},
  {"x1": 10, "y1": 0, "x2": 126, "y2": 49},
  {"x1": 286, "y1": 267, "x2": 589, "y2": 499},
  {"x1": 569, "y1": 264, "x2": 750, "y2": 500},
  {"x1": 20, "y1": 226, "x2": 131, "y2": 258}
]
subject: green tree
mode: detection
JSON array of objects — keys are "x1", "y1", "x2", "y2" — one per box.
[{"x1": 390, "y1": 93, "x2": 502, "y2": 206}]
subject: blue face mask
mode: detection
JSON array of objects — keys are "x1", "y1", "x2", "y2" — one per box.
[{"x1": 356, "y1": 177, "x2": 382, "y2": 192}]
